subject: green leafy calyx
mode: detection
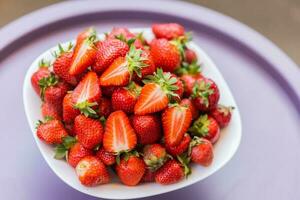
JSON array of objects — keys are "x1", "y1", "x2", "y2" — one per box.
[
  {"x1": 191, "y1": 80, "x2": 214, "y2": 107},
  {"x1": 126, "y1": 45, "x2": 148, "y2": 78},
  {"x1": 38, "y1": 73, "x2": 59, "y2": 100},
  {"x1": 74, "y1": 101, "x2": 99, "y2": 118},
  {"x1": 143, "y1": 68, "x2": 179, "y2": 100},
  {"x1": 188, "y1": 114, "x2": 210, "y2": 137},
  {"x1": 54, "y1": 136, "x2": 77, "y2": 160}
]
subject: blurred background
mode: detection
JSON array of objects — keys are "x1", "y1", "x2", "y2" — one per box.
[{"x1": 0, "y1": 0, "x2": 299, "y2": 65}]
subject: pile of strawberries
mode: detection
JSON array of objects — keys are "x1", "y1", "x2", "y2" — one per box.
[{"x1": 31, "y1": 23, "x2": 233, "y2": 186}]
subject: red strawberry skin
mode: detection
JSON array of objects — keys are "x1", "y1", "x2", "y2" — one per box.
[
  {"x1": 31, "y1": 67, "x2": 50, "y2": 95},
  {"x1": 184, "y1": 49, "x2": 197, "y2": 64},
  {"x1": 180, "y1": 74, "x2": 202, "y2": 97},
  {"x1": 96, "y1": 148, "x2": 116, "y2": 166},
  {"x1": 152, "y1": 23, "x2": 185, "y2": 40},
  {"x1": 74, "y1": 115, "x2": 104, "y2": 149},
  {"x1": 53, "y1": 51, "x2": 79, "y2": 86},
  {"x1": 170, "y1": 73, "x2": 184, "y2": 101},
  {"x1": 111, "y1": 87, "x2": 139, "y2": 114},
  {"x1": 44, "y1": 81, "x2": 70, "y2": 105},
  {"x1": 166, "y1": 134, "x2": 191, "y2": 156},
  {"x1": 191, "y1": 138, "x2": 214, "y2": 166},
  {"x1": 132, "y1": 49, "x2": 156, "y2": 82},
  {"x1": 37, "y1": 119, "x2": 68, "y2": 144},
  {"x1": 142, "y1": 169, "x2": 156, "y2": 182},
  {"x1": 204, "y1": 116, "x2": 220, "y2": 144},
  {"x1": 101, "y1": 86, "x2": 117, "y2": 97},
  {"x1": 150, "y1": 38, "x2": 180, "y2": 72},
  {"x1": 41, "y1": 102, "x2": 62, "y2": 120},
  {"x1": 68, "y1": 143, "x2": 93, "y2": 168},
  {"x1": 131, "y1": 114, "x2": 162, "y2": 145},
  {"x1": 115, "y1": 156, "x2": 146, "y2": 186},
  {"x1": 93, "y1": 39, "x2": 129, "y2": 73},
  {"x1": 98, "y1": 97, "x2": 112, "y2": 118},
  {"x1": 180, "y1": 98, "x2": 199, "y2": 120},
  {"x1": 162, "y1": 105, "x2": 192, "y2": 146},
  {"x1": 76, "y1": 156, "x2": 110, "y2": 186},
  {"x1": 63, "y1": 93, "x2": 80, "y2": 124},
  {"x1": 155, "y1": 160, "x2": 184, "y2": 185},
  {"x1": 107, "y1": 27, "x2": 144, "y2": 49},
  {"x1": 210, "y1": 105, "x2": 233, "y2": 128},
  {"x1": 191, "y1": 78, "x2": 220, "y2": 111}
]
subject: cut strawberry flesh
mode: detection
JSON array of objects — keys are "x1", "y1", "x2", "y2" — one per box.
[
  {"x1": 134, "y1": 83, "x2": 168, "y2": 115},
  {"x1": 103, "y1": 111, "x2": 137, "y2": 153},
  {"x1": 99, "y1": 57, "x2": 130, "y2": 86},
  {"x1": 72, "y1": 72, "x2": 101, "y2": 104}
]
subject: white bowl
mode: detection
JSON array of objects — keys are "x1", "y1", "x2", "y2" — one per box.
[{"x1": 23, "y1": 28, "x2": 242, "y2": 199}]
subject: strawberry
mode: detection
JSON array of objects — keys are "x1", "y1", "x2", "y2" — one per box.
[
  {"x1": 154, "y1": 160, "x2": 184, "y2": 185},
  {"x1": 180, "y1": 98, "x2": 199, "y2": 120},
  {"x1": 76, "y1": 156, "x2": 110, "y2": 186},
  {"x1": 184, "y1": 48, "x2": 197, "y2": 64},
  {"x1": 53, "y1": 43, "x2": 80, "y2": 86},
  {"x1": 64, "y1": 123, "x2": 76, "y2": 136},
  {"x1": 107, "y1": 27, "x2": 144, "y2": 49},
  {"x1": 166, "y1": 133, "x2": 191, "y2": 156},
  {"x1": 93, "y1": 39, "x2": 129, "y2": 73},
  {"x1": 152, "y1": 23, "x2": 185, "y2": 40},
  {"x1": 132, "y1": 49, "x2": 156, "y2": 82},
  {"x1": 134, "y1": 69, "x2": 179, "y2": 115},
  {"x1": 31, "y1": 59, "x2": 51, "y2": 95},
  {"x1": 131, "y1": 114, "x2": 162, "y2": 145},
  {"x1": 98, "y1": 97, "x2": 112, "y2": 118},
  {"x1": 191, "y1": 78, "x2": 220, "y2": 111},
  {"x1": 162, "y1": 105, "x2": 192, "y2": 146},
  {"x1": 150, "y1": 38, "x2": 181, "y2": 72},
  {"x1": 143, "y1": 144, "x2": 168, "y2": 171},
  {"x1": 62, "y1": 93, "x2": 80, "y2": 124},
  {"x1": 72, "y1": 71, "x2": 101, "y2": 117},
  {"x1": 36, "y1": 118, "x2": 68, "y2": 144},
  {"x1": 115, "y1": 155, "x2": 146, "y2": 186},
  {"x1": 99, "y1": 46, "x2": 149, "y2": 86},
  {"x1": 209, "y1": 105, "x2": 234, "y2": 128},
  {"x1": 111, "y1": 82, "x2": 141, "y2": 113},
  {"x1": 74, "y1": 115, "x2": 104, "y2": 149},
  {"x1": 96, "y1": 148, "x2": 116, "y2": 166},
  {"x1": 43, "y1": 80, "x2": 70, "y2": 105},
  {"x1": 69, "y1": 30, "x2": 97, "y2": 75},
  {"x1": 189, "y1": 137, "x2": 213, "y2": 166},
  {"x1": 41, "y1": 101, "x2": 62, "y2": 120},
  {"x1": 103, "y1": 111, "x2": 137, "y2": 153},
  {"x1": 189, "y1": 114, "x2": 220, "y2": 144},
  {"x1": 67, "y1": 143, "x2": 93, "y2": 168},
  {"x1": 142, "y1": 169, "x2": 156, "y2": 182}
]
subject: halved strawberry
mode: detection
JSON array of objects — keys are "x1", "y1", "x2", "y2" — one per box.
[
  {"x1": 166, "y1": 133, "x2": 191, "y2": 156},
  {"x1": 103, "y1": 111, "x2": 137, "y2": 153},
  {"x1": 134, "y1": 69, "x2": 179, "y2": 115},
  {"x1": 162, "y1": 104, "x2": 192, "y2": 146},
  {"x1": 72, "y1": 71, "x2": 101, "y2": 117},
  {"x1": 69, "y1": 31, "x2": 97, "y2": 75},
  {"x1": 99, "y1": 46, "x2": 149, "y2": 86},
  {"x1": 93, "y1": 39, "x2": 129, "y2": 73},
  {"x1": 76, "y1": 27, "x2": 96, "y2": 45}
]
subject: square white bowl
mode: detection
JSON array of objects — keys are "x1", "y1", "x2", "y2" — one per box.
[{"x1": 23, "y1": 28, "x2": 242, "y2": 199}]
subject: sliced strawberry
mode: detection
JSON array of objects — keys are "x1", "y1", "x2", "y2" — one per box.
[
  {"x1": 134, "y1": 83, "x2": 168, "y2": 115},
  {"x1": 99, "y1": 46, "x2": 149, "y2": 86},
  {"x1": 72, "y1": 72, "x2": 101, "y2": 116},
  {"x1": 69, "y1": 33, "x2": 97, "y2": 75},
  {"x1": 162, "y1": 105, "x2": 192, "y2": 146},
  {"x1": 103, "y1": 111, "x2": 137, "y2": 153},
  {"x1": 76, "y1": 27, "x2": 96, "y2": 45},
  {"x1": 134, "y1": 69, "x2": 179, "y2": 115}
]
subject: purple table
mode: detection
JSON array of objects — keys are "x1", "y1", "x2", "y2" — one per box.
[{"x1": 0, "y1": 0, "x2": 299, "y2": 199}]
